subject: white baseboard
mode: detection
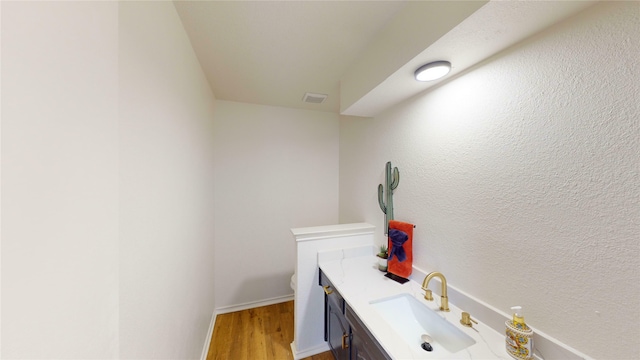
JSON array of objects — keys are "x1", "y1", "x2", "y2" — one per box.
[
  {"x1": 290, "y1": 341, "x2": 330, "y2": 360},
  {"x1": 200, "y1": 312, "x2": 216, "y2": 360},
  {"x1": 214, "y1": 294, "x2": 294, "y2": 315}
]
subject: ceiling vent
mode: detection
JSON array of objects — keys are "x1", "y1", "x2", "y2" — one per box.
[{"x1": 302, "y1": 92, "x2": 328, "y2": 104}]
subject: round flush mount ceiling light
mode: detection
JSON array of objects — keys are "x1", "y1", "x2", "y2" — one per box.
[{"x1": 414, "y1": 61, "x2": 451, "y2": 82}]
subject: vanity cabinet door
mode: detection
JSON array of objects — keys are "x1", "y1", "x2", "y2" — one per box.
[
  {"x1": 351, "y1": 331, "x2": 379, "y2": 360},
  {"x1": 346, "y1": 304, "x2": 391, "y2": 360},
  {"x1": 320, "y1": 270, "x2": 349, "y2": 360},
  {"x1": 327, "y1": 299, "x2": 350, "y2": 360}
]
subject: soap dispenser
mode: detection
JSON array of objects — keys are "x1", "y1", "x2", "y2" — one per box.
[{"x1": 505, "y1": 306, "x2": 534, "y2": 360}]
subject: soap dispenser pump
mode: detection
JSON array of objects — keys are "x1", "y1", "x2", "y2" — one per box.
[
  {"x1": 505, "y1": 306, "x2": 534, "y2": 360},
  {"x1": 511, "y1": 306, "x2": 526, "y2": 327}
]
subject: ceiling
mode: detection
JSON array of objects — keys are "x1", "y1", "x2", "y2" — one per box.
[{"x1": 174, "y1": 1, "x2": 597, "y2": 117}]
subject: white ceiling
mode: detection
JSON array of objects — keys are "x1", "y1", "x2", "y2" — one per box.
[{"x1": 174, "y1": 1, "x2": 597, "y2": 117}]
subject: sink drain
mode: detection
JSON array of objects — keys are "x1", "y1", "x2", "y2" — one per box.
[
  {"x1": 421, "y1": 342, "x2": 433, "y2": 352},
  {"x1": 421, "y1": 334, "x2": 433, "y2": 352}
]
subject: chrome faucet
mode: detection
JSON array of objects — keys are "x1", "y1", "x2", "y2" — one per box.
[{"x1": 421, "y1": 271, "x2": 450, "y2": 312}]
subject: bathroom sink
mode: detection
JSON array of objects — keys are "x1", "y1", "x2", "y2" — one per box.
[{"x1": 370, "y1": 293, "x2": 476, "y2": 354}]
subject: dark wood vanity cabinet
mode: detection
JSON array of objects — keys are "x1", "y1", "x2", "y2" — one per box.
[
  {"x1": 320, "y1": 269, "x2": 391, "y2": 360},
  {"x1": 327, "y1": 298, "x2": 350, "y2": 360},
  {"x1": 346, "y1": 304, "x2": 391, "y2": 360},
  {"x1": 320, "y1": 269, "x2": 350, "y2": 360}
]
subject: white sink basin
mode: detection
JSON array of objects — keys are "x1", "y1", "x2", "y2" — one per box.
[{"x1": 370, "y1": 293, "x2": 476, "y2": 354}]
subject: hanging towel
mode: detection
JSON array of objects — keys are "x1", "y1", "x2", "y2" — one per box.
[
  {"x1": 387, "y1": 220, "x2": 413, "y2": 279},
  {"x1": 388, "y1": 229, "x2": 408, "y2": 262}
]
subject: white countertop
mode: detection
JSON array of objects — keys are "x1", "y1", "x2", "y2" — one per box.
[{"x1": 319, "y1": 252, "x2": 511, "y2": 360}]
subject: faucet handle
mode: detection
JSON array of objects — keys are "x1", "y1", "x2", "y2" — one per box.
[
  {"x1": 460, "y1": 312, "x2": 478, "y2": 327},
  {"x1": 423, "y1": 289, "x2": 434, "y2": 301}
]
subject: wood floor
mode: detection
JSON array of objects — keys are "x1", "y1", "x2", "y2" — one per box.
[{"x1": 206, "y1": 300, "x2": 334, "y2": 360}]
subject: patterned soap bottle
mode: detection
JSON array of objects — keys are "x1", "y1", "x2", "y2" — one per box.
[{"x1": 505, "y1": 306, "x2": 534, "y2": 360}]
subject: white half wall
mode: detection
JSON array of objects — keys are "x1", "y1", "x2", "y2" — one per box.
[
  {"x1": 291, "y1": 223, "x2": 375, "y2": 359},
  {"x1": 338, "y1": 2, "x2": 639, "y2": 359},
  {"x1": 118, "y1": 2, "x2": 217, "y2": 359},
  {"x1": 213, "y1": 100, "x2": 339, "y2": 309},
  {"x1": 1, "y1": 2, "x2": 119, "y2": 358}
]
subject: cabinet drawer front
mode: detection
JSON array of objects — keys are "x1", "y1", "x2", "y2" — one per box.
[{"x1": 320, "y1": 270, "x2": 344, "y2": 312}]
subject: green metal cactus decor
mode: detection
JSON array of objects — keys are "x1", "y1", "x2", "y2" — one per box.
[{"x1": 378, "y1": 161, "x2": 400, "y2": 234}]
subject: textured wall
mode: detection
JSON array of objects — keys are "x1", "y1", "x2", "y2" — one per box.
[
  {"x1": 213, "y1": 100, "x2": 339, "y2": 309},
  {"x1": 339, "y1": 2, "x2": 639, "y2": 359}
]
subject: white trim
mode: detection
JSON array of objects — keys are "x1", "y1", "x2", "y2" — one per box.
[
  {"x1": 214, "y1": 294, "x2": 294, "y2": 315},
  {"x1": 291, "y1": 222, "x2": 375, "y2": 242},
  {"x1": 200, "y1": 312, "x2": 216, "y2": 360},
  {"x1": 290, "y1": 341, "x2": 330, "y2": 360},
  {"x1": 294, "y1": 230, "x2": 375, "y2": 242}
]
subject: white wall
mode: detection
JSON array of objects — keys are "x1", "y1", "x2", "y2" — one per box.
[
  {"x1": 1, "y1": 1, "x2": 217, "y2": 359},
  {"x1": 118, "y1": 2, "x2": 217, "y2": 359},
  {"x1": 213, "y1": 100, "x2": 339, "y2": 309},
  {"x1": 1, "y1": 2, "x2": 120, "y2": 358},
  {"x1": 0, "y1": 2, "x2": 118, "y2": 358},
  {"x1": 339, "y1": 2, "x2": 639, "y2": 360},
  {"x1": 0, "y1": 1, "x2": 3, "y2": 348}
]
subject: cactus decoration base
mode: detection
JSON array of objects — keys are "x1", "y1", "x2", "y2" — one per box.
[{"x1": 378, "y1": 161, "x2": 400, "y2": 235}]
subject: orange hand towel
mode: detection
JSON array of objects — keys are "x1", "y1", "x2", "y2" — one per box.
[{"x1": 387, "y1": 220, "x2": 413, "y2": 279}]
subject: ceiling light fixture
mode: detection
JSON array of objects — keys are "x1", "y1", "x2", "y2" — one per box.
[{"x1": 414, "y1": 61, "x2": 451, "y2": 82}]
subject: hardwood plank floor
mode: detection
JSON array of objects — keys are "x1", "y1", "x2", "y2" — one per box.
[{"x1": 206, "y1": 301, "x2": 334, "y2": 360}]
